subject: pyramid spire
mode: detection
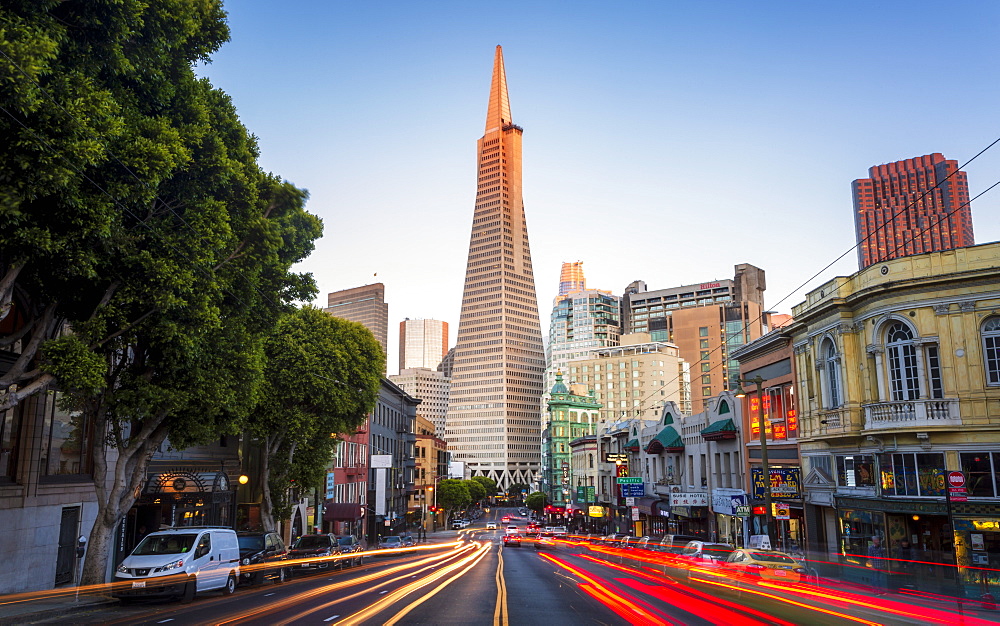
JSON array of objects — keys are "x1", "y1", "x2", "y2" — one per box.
[{"x1": 485, "y1": 45, "x2": 512, "y2": 131}]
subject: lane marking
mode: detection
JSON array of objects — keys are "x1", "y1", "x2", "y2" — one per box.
[
  {"x1": 380, "y1": 590, "x2": 388, "y2": 594},
  {"x1": 323, "y1": 616, "x2": 340, "y2": 622},
  {"x1": 264, "y1": 592, "x2": 275, "y2": 597},
  {"x1": 157, "y1": 620, "x2": 174, "y2": 624},
  {"x1": 494, "y1": 541, "x2": 508, "y2": 626}
]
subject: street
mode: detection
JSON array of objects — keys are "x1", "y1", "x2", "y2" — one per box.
[{"x1": 10, "y1": 507, "x2": 1000, "y2": 626}]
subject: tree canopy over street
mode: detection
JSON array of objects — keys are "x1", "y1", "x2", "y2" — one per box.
[{"x1": 0, "y1": 1, "x2": 323, "y2": 584}]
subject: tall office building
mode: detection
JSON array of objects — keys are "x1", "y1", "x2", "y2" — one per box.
[
  {"x1": 620, "y1": 264, "x2": 767, "y2": 414},
  {"x1": 853, "y1": 153, "x2": 974, "y2": 269},
  {"x1": 445, "y1": 46, "x2": 545, "y2": 490},
  {"x1": 389, "y1": 367, "x2": 450, "y2": 437},
  {"x1": 558, "y1": 261, "x2": 586, "y2": 296},
  {"x1": 324, "y1": 284, "x2": 389, "y2": 359},
  {"x1": 399, "y1": 318, "x2": 449, "y2": 371}
]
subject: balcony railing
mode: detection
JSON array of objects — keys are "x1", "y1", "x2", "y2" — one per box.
[{"x1": 863, "y1": 398, "x2": 961, "y2": 431}]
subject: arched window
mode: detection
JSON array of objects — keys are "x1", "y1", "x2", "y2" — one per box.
[
  {"x1": 823, "y1": 338, "x2": 842, "y2": 408},
  {"x1": 718, "y1": 400, "x2": 730, "y2": 414},
  {"x1": 885, "y1": 322, "x2": 919, "y2": 400},
  {"x1": 589, "y1": 454, "x2": 594, "y2": 469},
  {"x1": 984, "y1": 316, "x2": 1000, "y2": 386}
]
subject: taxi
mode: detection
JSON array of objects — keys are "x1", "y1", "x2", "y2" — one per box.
[{"x1": 723, "y1": 549, "x2": 807, "y2": 582}]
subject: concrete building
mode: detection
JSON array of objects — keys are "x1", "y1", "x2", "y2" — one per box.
[
  {"x1": 399, "y1": 318, "x2": 449, "y2": 372},
  {"x1": 389, "y1": 367, "x2": 450, "y2": 437},
  {"x1": 366, "y1": 378, "x2": 418, "y2": 543},
  {"x1": 446, "y1": 46, "x2": 545, "y2": 490},
  {"x1": 407, "y1": 415, "x2": 448, "y2": 534},
  {"x1": 620, "y1": 264, "x2": 768, "y2": 413},
  {"x1": 853, "y1": 153, "x2": 974, "y2": 270},
  {"x1": 324, "y1": 284, "x2": 389, "y2": 361},
  {"x1": 567, "y1": 333, "x2": 691, "y2": 423},
  {"x1": 788, "y1": 241, "x2": 1000, "y2": 596}
]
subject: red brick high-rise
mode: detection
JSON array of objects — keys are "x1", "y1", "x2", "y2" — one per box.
[{"x1": 853, "y1": 153, "x2": 974, "y2": 269}]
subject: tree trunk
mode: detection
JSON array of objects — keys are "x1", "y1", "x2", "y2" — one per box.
[{"x1": 260, "y1": 437, "x2": 275, "y2": 533}]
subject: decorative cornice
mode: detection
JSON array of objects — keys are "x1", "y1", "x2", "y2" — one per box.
[{"x1": 933, "y1": 304, "x2": 950, "y2": 315}]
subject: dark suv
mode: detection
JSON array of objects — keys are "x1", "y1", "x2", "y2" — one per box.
[
  {"x1": 237, "y1": 531, "x2": 289, "y2": 585},
  {"x1": 288, "y1": 534, "x2": 341, "y2": 574},
  {"x1": 337, "y1": 535, "x2": 365, "y2": 567}
]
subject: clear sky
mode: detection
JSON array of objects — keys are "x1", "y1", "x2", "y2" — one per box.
[{"x1": 199, "y1": 1, "x2": 1000, "y2": 375}]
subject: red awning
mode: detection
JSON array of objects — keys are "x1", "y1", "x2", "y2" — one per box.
[{"x1": 323, "y1": 503, "x2": 363, "y2": 521}]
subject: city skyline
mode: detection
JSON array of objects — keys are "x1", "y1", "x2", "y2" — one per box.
[{"x1": 198, "y1": 2, "x2": 1000, "y2": 375}]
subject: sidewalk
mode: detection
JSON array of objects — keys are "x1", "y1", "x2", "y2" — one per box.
[{"x1": 0, "y1": 592, "x2": 116, "y2": 625}]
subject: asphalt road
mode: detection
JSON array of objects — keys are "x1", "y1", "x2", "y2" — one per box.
[{"x1": 24, "y1": 507, "x2": 1000, "y2": 625}]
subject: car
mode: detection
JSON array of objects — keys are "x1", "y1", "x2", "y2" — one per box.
[
  {"x1": 113, "y1": 527, "x2": 240, "y2": 603},
  {"x1": 486, "y1": 522, "x2": 498, "y2": 530},
  {"x1": 602, "y1": 533, "x2": 629, "y2": 546},
  {"x1": 505, "y1": 525, "x2": 519, "y2": 535},
  {"x1": 379, "y1": 535, "x2": 404, "y2": 550},
  {"x1": 451, "y1": 519, "x2": 470, "y2": 530},
  {"x1": 723, "y1": 549, "x2": 808, "y2": 582},
  {"x1": 501, "y1": 516, "x2": 511, "y2": 523},
  {"x1": 400, "y1": 535, "x2": 416, "y2": 547},
  {"x1": 678, "y1": 541, "x2": 736, "y2": 565},
  {"x1": 288, "y1": 534, "x2": 341, "y2": 574},
  {"x1": 502, "y1": 533, "x2": 522, "y2": 547},
  {"x1": 636, "y1": 536, "x2": 663, "y2": 552},
  {"x1": 657, "y1": 534, "x2": 701, "y2": 553},
  {"x1": 237, "y1": 531, "x2": 289, "y2": 585},
  {"x1": 337, "y1": 535, "x2": 365, "y2": 567}
]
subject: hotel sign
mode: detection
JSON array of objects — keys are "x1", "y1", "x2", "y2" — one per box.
[{"x1": 669, "y1": 492, "x2": 708, "y2": 506}]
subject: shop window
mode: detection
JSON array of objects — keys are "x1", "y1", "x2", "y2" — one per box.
[
  {"x1": 878, "y1": 452, "x2": 945, "y2": 497},
  {"x1": 837, "y1": 455, "x2": 875, "y2": 487},
  {"x1": 960, "y1": 452, "x2": 1000, "y2": 497},
  {"x1": 983, "y1": 316, "x2": 1000, "y2": 386},
  {"x1": 40, "y1": 392, "x2": 91, "y2": 478},
  {"x1": 885, "y1": 322, "x2": 919, "y2": 401}
]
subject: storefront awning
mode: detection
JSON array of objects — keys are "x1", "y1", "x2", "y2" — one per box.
[
  {"x1": 323, "y1": 503, "x2": 363, "y2": 522},
  {"x1": 635, "y1": 496, "x2": 660, "y2": 515},
  {"x1": 701, "y1": 418, "x2": 737, "y2": 441},
  {"x1": 645, "y1": 426, "x2": 683, "y2": 454},
  {"x1": 624, "y1": 438, "x2": 640, "y2": 452}
]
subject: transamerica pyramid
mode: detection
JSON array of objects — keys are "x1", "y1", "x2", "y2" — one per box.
[{"x1": 444, "y1": 46, "x2": 545, "y2": 490}]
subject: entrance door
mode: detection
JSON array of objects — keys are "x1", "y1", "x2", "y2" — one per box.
[{"x1": 55, "y1": 507, "x2": 80, "y2": 586}]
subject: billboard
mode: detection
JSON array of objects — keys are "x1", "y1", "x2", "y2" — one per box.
[{"x1": 751, "y1": 467, "x2": 801, "y2": 499}]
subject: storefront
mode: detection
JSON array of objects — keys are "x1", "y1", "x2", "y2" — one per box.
[
  {"x1": 667, "y1": 493, "x2": 708, "y2": 538},
  {"x1": 711, "y1": 488, "x2": 747, "y2": 546},
  {"x1": 636, "y1": 497, "x2": 670, "y2": 536}
]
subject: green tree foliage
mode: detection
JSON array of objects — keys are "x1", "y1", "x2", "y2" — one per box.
[
  {"x1": 471, "y1": 475, "x2": 497, "y2": 497},
  {"x1": 525, "y1": 491, "x2": 548, "y2": 513},
  {"x1": 0, "y1": 2, "x2": 322, "y2": 584},
  {"x1": 508, "y1": 482, "x2": 529, "y2": 500},
  {"x1": 249, "y1": 307, "x2": 383, "y2": 530},
  {"x1": 464, "y1": 478, "x2": 486, "y2": 504},
  {"x1": 437, "y1": 479, "x2": 470, "y2": 518}
]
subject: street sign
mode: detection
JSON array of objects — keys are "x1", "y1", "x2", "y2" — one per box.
[
  {"x1": 775, "y1": 503, "x2": 790, "y2": 520},
  {"x1": 735, "y1": 505, "x2": 752, "y2": 517},
  {"x1": 620, "y1": 483, "x2": 644, "y2": 497},
  {"x1": 948, "y1": 471, "x2": 968, "y2": 502},
  {"x1": 616, "y1": 477, "x2": 642, "y2": 484},
  {"x1": 606, "y1": 453, "x2": 629, "y2": 462},
  {"x1": 948, "y1": 471, "x2": 966, "y2": 488},
  {"x1": 625, "y1": 497, "x2": 636, "y2": 506},
  {"x1": 631, "y1": 507, "x2": 640, "y2": 521}
]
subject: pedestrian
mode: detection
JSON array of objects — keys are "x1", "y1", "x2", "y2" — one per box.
[{"x1": 867, "y1": 535, "x2": 888, "y2": 595}]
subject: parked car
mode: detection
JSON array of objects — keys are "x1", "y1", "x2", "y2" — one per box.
[
  {"x1": 622, "y1": 536, "x2": 644, "y2": 550},
  {"x1": 451, "y1": 519, "x2": 470, "y2": 529},
  {"x1": 723, "y1": 549, "x2": 808, "y2": 583},
  {"x1": 289, "y1": 534, "x2": 341, "y2": 574},
  {"x1": 657, "y1": 534, "x2": 701, "y2": 553},
  {"x1": 400, "y1": 535, "x2": 416, "y2": 548},
  {"x1": 503, "y1": 533, "x2": 522, "y2": 547},
  {"x1": 636, "y1": 536, "x2": 664, "y2": 552},
  {"x1": 337, "y1": 535, "x2": 365, "y2": 567},
  {"x1": 113, "y1": 527, "x2": 240, "y2": 603},
  {"x1": 602, "y1": 533, "x2": 629, "y2": 546},
  {"x1": 678, "y1": 541, "x2": 736, "y2": 565},
  {"x1": 546, "y1": 526, "x2": 568, "y2": 536},
  {"x1": 486, "y1": 522, "x2": 498, "y2": 530},
  {"x1": 379, "y1": 535, "x2": 404, "y2": 550},
  {"x1": 237, "y1": 531, "x2": 289, "y2": 585}
]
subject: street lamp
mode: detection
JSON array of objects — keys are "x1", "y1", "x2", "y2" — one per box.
[{"x1": 735, "y1": 375, "x2": 776, "y2": 551}]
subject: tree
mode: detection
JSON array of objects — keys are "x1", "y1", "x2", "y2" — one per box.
[
  {"x1": 436, "y1": 479, "x2": 470, "y2": 519},
  {"x1": 248, "y1": 307, "x2": 383, "y2": 531},
  {"x1": 0, "y1": 2, "x2": 324, "y2": 585},
  {"x1": 525, "y1": 491, "x2": 548, "y2": 513},
  {"x1": 471, "y1": 476, "x2": 497, "y2": 498},
  {"x1": 508, "y1": 483, "x2": 530, "y2": 501},
  {"x1": 464, "y1": 479, "x2": 486, "y2": 504}
]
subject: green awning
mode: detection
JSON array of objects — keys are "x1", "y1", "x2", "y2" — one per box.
[
  {"x1": 701, "y1": 418, "x2": 737, "y2": 441},
  {"x1": 624, "y1": 438, "x2": 640, "y2": 451},
  {"x1": 644, "y1": 426, "x2": 683, "y2": 454}
]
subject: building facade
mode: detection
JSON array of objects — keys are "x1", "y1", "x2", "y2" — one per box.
[
  {"x1": 620, "y1": 264, "x2": 768, "y2": 413},
  {"x1": 408, "y1": 415, "x2": 448, "y2": 533},
  {"x1": 446, "y1": 46, "x2": 545, "y2": 490},
  {"x1": 366, "y1": 378, "x2": 418, "y2": 544},
  {"x1": 567, "y1": 333, "x2": 691, "y2": 422},
  {"x1": 853, "y1": 153, "x2": 975, "y2": 270},
  {"x1": 389, "y1": 367, "x2": 450, "y2": 437},
  {"x1": 324, "y1": 284, "x2": 389, "y2": 361},
  {"x1": 543, "y1": 373, "x2": 601, "y2": 508},
  {"x1": 789, "y1": 241, "x2": 1000, "y2": 597},
  {"x1": 399, "y1": 318, "x2": 449, "y2": 371}
]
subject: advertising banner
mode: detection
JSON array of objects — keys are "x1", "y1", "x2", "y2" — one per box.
[{"x1": 751, "y1": 467, "x2": 801, "y2": 499}]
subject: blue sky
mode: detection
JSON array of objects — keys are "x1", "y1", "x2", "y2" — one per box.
[{"x1": 200, "y1": 1, "x2": 1000, "y2": 373}]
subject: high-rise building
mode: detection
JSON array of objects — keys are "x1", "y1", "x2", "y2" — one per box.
[
  {"x1": 389, "y1": 367, "x2": 450, "y2": 437},
  {"x1": 853, "y1": 153, "x2": 974, "y2": 269},
  {"x1": 620, "y1": 264, "x2": 767, "y2": 414},
  {"x1": 399, "y1": 318, "x2": 449, "y2": 371},
  {"x1": 445, "y1": 46, "x2": 545, "y2": 490},
  {"x1": 558, "y1": 261, "x2": 586, "y2": 296},
  {"x1": 324, "y1": 283, "x2": 389, "y2": 359}
]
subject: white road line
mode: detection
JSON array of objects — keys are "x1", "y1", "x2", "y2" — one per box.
[
  {"x1": 322, "y1": 615, "x2": 340, "y2": 622},
  {"x1": 264, "y1": 592, "x2": 275, "y2": 596},
  {"x1": 156, "y1": 620, "x2": 174, "y2": 624},
  {"x1": 380, "y1": 589, "x2": 388, "y2": 594}
]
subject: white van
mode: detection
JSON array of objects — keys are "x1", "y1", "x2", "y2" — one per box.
[{"x1": 113, "y1": 527, "x2": 241, "y2": 603}]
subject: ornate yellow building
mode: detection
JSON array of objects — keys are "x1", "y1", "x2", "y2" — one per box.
[{"x1": 789, "y1": 242, "x2": 1000, "y2": 596}]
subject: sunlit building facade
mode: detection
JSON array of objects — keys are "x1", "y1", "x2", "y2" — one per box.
[
  {"x1": 446, "y1": 46, "x2": 545, "y2": 490},
  {"x1": 324, "y1": 283, "x2": 389, "y2": 362},
  {"x1": 399, "y1": 318, "x2": 449, "y2": 372}
]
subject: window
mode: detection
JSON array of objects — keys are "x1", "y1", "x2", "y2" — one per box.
[
  {"x1": 40, "y1": 392, "x2": 91, "y2": 478},
  {"x1": 822, "y1": 338, "x2": 841, "y2": 409},
  {"x1": 925, "y1": 345, "x2": 943, "y2": 398},
  {"x1": 885, "y1": 322, "x2": 919, "y2": 401},
  {"x1": 983, "y1": 317, "x2": 1000, "y2": 385},
  {"x1": 960, "y1": 452, "x2": 1000, "y2": 497},
  {"x1": 836, "y1": 455, "x2": 875, "y2": 487},
  {"x1": 701, "y1": 363, "x2": 711, "y2": 372},
  {"x1": 699, "y1": 327, "x2": 709, "y2": 337},
  {"x1": 878, "y1": 452, "x2": 944, "y2": 497},
  {"x1": 700, "y1": 339, "x2": 710, "y2": 349}
]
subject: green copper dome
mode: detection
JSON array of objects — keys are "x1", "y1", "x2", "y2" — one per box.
[{"x1": 550, "y1": 371, "x2": 568, "y2": 395}]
